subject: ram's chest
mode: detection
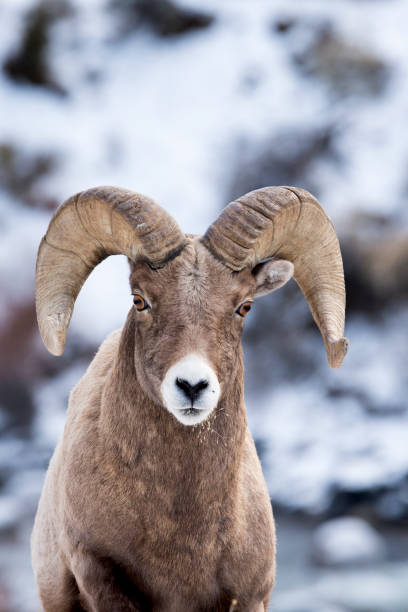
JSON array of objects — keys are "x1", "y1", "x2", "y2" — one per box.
[
  {"x1": 75, "y1": 457, "x2": 220, "y2": 546},
  {"x1": 63, "y1": 433, "x2": 274, "y2": 610},
  {"x1": 118, "y1": 472, "x2": 224, "y2": 556},
  {"x1": 69, "y1": 473, "x2": 232, "y2": 608}
]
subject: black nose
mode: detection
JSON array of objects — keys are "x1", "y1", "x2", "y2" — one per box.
[{"x1": 176, "y1": 378, "x2": 209, "y2": 404}]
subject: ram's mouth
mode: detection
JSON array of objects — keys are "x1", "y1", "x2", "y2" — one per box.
[{"x1": 180, "y1": 407, "x2": 201, "y2": 416}]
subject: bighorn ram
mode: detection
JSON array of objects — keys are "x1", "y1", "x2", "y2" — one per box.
[{"x1": 32, "y1": 185, "x2": 348, "y2": 611}]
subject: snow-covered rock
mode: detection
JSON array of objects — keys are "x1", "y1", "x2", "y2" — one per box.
[
  {"x1": 316, "y1": 565, "x2": 408, "y2": 611},
  {"x1": 312, "y1": 517, "x2": 386, "y2": 566},
  {"x1": 273, "y1": 594, "x2": 347, "y2": 612},
  {"x1": 273, "y1": 563, "x2": 408, "y2": 612}
]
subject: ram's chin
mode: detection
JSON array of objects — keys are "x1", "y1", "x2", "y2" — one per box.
[{"x1": 169, "y1": 406, "x2": 213, "y2": 426}]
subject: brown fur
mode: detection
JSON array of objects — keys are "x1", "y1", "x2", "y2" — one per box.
[{"x1": 31, "y1": 238, "x2": 287, "y2": 611}]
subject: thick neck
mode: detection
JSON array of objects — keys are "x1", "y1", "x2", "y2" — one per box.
[{"x1": 99, "y1": 318, "x2": 247, "y2": 506}]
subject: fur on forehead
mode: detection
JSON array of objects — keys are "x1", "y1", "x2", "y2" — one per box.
[{"x1": 129, "y1": 237, "x2": 254, "y2": 297}]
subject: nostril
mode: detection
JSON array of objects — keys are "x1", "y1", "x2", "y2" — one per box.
[
  {"x1": 194, "y1": 380, "x2": 209, "y2": 393},
  {"x1": 176, "y1": 378, "x2": 209, "y2": 403},
  {"x1": 175, "y1": 378, "x2": 190, "y2": 396}
]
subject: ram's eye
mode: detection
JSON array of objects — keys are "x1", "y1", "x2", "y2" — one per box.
[
  {"x1": 133, "y1": 294, "x2": 149, "y2": 311},
  {"x1": 236, "y1": 301, "x2": 252, "y2": 317}
]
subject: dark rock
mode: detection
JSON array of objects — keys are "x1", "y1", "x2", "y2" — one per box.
[
  {"x1": 375, "y1": 490, "x2": 407, "y2": 521},
  {"x1": 0, "y1": 301, "x2": 38, "y2": 382},
  {"x1": 291, "y1": 21, "x2": 390, "y2": 98},
  {"x1": 0, "y1": 299, "x2": 82, "y2": 392},
  {"x1": 0, "y1": 143, "x2": 57, "y2": 207},
  {"x1": 328, "y1": 486, "x2": 390, "y2": 518},
  {"x1": 341, "y1": 212, "x2": 408, "y2": 314},
  {"x1": 326, "y1": 386, "x2": 406, "y2": 416},
  {"x1": 110, "y1": 0, "x2": 214, "y2": 38},
  {"x1": 228, "y1": 125, "x2": 337, "y2": 203},
  {"x1": 273, "y1": 17, "x2": 297, "y2": 34},
  {"x1": 3, "y1": 0, "x2": 72, "y2": 94},
  {"x1": 0, "y1": 382, "x2": 35, "y2": 438}
]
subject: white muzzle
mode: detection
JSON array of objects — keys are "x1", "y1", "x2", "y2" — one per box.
[{"x1": 160, "y1": 353, "x2": 220, "y2": 426}]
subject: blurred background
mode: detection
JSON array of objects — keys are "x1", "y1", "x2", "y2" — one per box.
[{"x1": 0, "y1": 0, "x2": 408, "y2": 610}]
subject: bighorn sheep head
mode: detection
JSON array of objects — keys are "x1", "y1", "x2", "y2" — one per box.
[{"x1": 36, "y1": 186, "x2": 348, "y2": 425}]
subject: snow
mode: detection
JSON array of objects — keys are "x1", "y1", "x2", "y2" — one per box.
[
  {"x1": 316, "y1": 565, "x2": 408, "y2": 611},
  {"x1": 33, "y1": 361, "x2": 88, "y2": 444},
  {"x1": 0, "y1": 496, "x2": 22, "y2": 532},
  {"x1": 273, "y1": 563, "x2": 408, "y2": 612},
  {"x1": 246, "y1": 306, "x2": 408, "y2": 513},
  {"x1": 312, "y1": 517, "x2": 386, "y2": 566}
]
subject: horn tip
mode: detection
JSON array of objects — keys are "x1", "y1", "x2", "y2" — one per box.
[
  {"x1": 326, "y1": 336, "x2": 349, "y2": 369},
  {"x1": 39, "y1": 312, "x2": 68, "y2": 356},
  {"x1": 46, "y1": 341, "x2": 65, "y2": 357}
]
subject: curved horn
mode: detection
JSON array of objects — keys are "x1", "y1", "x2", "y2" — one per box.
[
  {"x1": 202, "y1": 186, "x2": 348, "y2": 368},
  {"x1": 36, "y1": 186, "x2": 187, "y2": 356}
]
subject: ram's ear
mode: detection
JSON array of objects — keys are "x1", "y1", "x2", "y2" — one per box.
[{"x1": 252, "y1": 259, "x2": 294, "y2": 298}]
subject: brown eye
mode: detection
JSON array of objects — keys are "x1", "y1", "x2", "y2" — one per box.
[
  {"x1": 133, "y1": 294, "x2": 148, "y2": 311},
  {"x1": 236, "y1": 301, "x2": 252, "y2": 317}
]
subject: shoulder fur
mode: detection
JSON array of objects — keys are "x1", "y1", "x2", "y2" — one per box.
[{"x1": 67, "y1": 328, "x2": 122, "y2": 420}]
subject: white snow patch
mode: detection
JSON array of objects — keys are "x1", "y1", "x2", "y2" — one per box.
[{"x1": 312, "y1": 517, "x2": 386, "y2": 566}]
